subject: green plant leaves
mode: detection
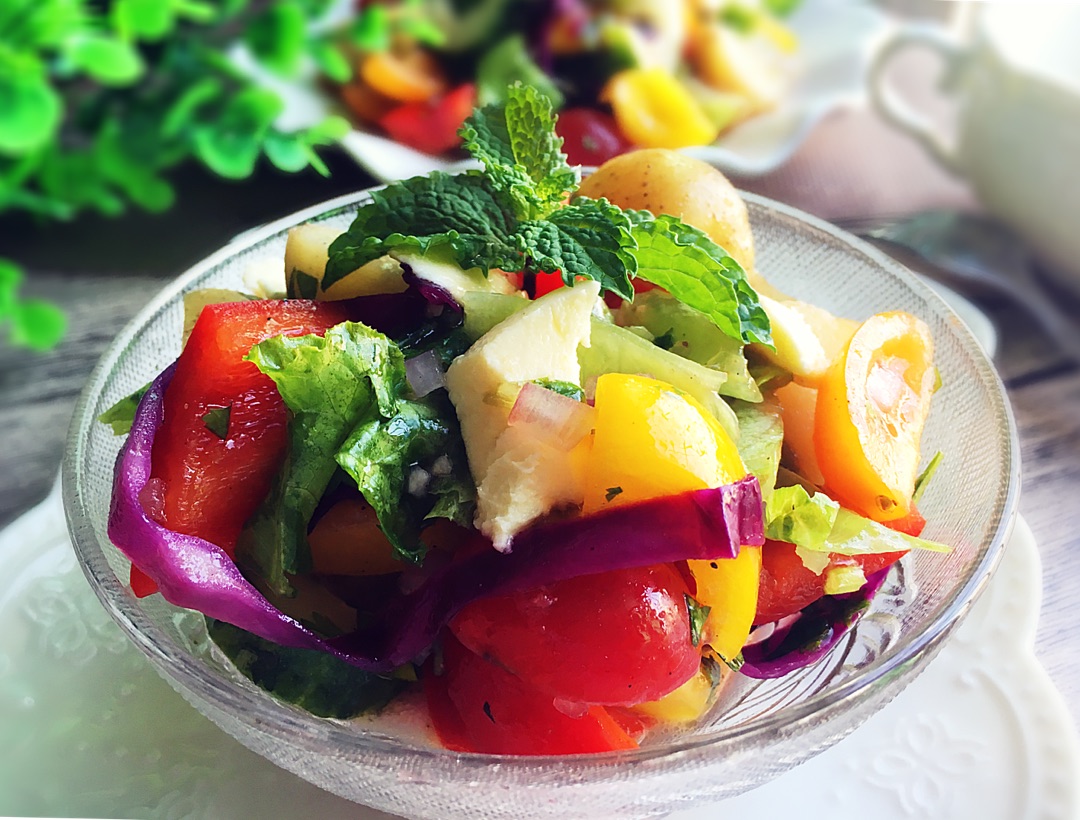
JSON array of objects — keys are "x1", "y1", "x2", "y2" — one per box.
[
  {"x1": 64, "y1": 34, "x2": 145, "y2": 85},
  {"x1": 193, "y1": 88, "x2": 283, "y2": 179},
  {"x1": 0, "y1": 71, "x2": 62, "y2": 155}
]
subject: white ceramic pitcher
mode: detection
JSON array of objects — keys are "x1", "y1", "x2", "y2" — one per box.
[{"x1": 870, "y1": 4, "x2": 1080, "y2": 290}]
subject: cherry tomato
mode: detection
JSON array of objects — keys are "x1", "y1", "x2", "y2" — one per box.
[
  {"x1": 555, "y1": 108, "x2": 634, "y2": 167},
  {"x1": 450, "y1": 563, "x2": 699, "y2": 705},
  {"x1": 426, "y1": 633, "x2": 639, "y2": 755},
  {"x1": 379, "y1": 83, "x2": 476, "y2": 155},
  {"x1": 815, "y1": 312, "x2": 936, "y2": 522}
]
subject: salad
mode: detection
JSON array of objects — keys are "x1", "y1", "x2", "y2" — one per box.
[
  {"x1": 102, "y1": 85, "x2": 947, "y2": 756},
  {"x1": 332, "y1": 0, "x2": 800, "y2": 162}
]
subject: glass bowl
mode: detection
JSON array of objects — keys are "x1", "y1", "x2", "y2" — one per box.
[{"x1": 62, "y1": 189, "x2": 1020, "y2": 820}]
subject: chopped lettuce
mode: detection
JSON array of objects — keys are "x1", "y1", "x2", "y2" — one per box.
[
  {"x1": 98, "y1": 384, "x2": 149, "y2": 435},
  {"x1": 731, "y1": 400, "x2": 783, "y2": 500},
  {"x1": 240, "y1": 322, "x2": 406, "y2": 595},
  {"x1": 617, "y1": 289, "x2": 761, "y2": 401},
  {"x1": 765, "y1": 484, "x2": 951, "y2": 557},
  {"x1": 476, "y1": 34, "x2": 564, "y2": 109}
]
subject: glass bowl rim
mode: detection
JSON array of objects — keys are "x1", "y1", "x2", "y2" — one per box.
[{"x1": 62, "y1": 185, "x2": 1022, "y2": 770}]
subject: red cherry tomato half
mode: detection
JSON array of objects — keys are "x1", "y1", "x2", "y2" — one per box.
[
  {"x1": 426, "y1": 633, "x2": 639, "y2": 755},
  {"x1": 450, "y1": 563, "x2": 699, "y2": 705},
  {"x1": 556, "y1": 108, "x2": 634, "y2": 167},
  {"x1": 379, "y1": 83, "x2": 476, "y2": 156}
]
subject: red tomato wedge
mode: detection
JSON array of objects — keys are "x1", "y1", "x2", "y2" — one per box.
[
  {"x1": 450, "y1": 563, "x2": 699, "y2": 705},
  {"x1": 426, "y1": 633, "x2": 639, "y2": 755},
  {"x1": 149, "y1": 300, "x2": 351, "y2": 556}
]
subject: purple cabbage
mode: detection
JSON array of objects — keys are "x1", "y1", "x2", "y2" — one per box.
[
  {"x1": 108, "y1": 364, "x2": 765, "y2": 673},
  {"x1": 739, "y1": 567, "x2": 890, "y2": 679}
]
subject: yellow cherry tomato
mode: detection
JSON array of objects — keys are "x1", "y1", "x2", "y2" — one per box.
[
  {"x1": 603, "y1": 69, "x2": 719, "y2": 149},
  {"x1": 814, "y1": 311, "x2": 936, "y2": 522}
]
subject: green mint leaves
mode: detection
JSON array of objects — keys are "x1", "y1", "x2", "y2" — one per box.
[
  {"x1": 325, "y1": 82, "x2": 769, "y2": 345},
  {"x1": 461, "y1": 83, "x2": 577, "y2": 220},
  {"x1": 325, "y1": 84, "x2": 633, "y2": 300}
]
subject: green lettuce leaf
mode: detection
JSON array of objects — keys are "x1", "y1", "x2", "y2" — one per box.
[
  {"x1": 460, "y1": 83, "x2": 577, "y2": 220},
  {"x1": 766, "y1": 484, "x2": 952, "y2": 557},
  {"x1": 240, "y1": 322, "x2": 404, "y2": 596},
  {"x1": 732, "y1": 400, "x2": 783, "y2": 499},
  {"x1": 206, "y1": 619, "x2": 405, "y2": 719},
  {"x1": 765, "y1": 485, "x2": 839, "y2": 551},
  {"x1": 336, "y1": 395, "x2": 475, "y2": 563},
  {"x1": 98, "y1": 383, "x2": 149, "y2": 435},
  {"x1": 616, "y1": 289, "x2": 761, "y2": 401},
  {"x1": 627, "y1": 212, "x2": 772, "y2": 347},
  {"x1": 476, "y1": 35, "x2": 564, "y2": 109}
]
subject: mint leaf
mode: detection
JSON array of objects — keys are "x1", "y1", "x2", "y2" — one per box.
[
  {"x1": 532, "y1": 379, "x2": 584, "y2": 401},
  {"x1": 202, "y1": 405, "x2": 231, "y2": 439},
  {"x1": 240, "y1": 323, "x2": 405, "y2": 595},
  {"x1": 517, "y1": 198, "x2": 635, "y2": 300},
  {"x1": 336, "y1": 395, "x2": 475, "y2": 563},
  {"x1": 628, "y1": 212, "x2": 771, "y2": 346},
  {"x1": 325, "y1": 172, "x2": 519, "y2": 288},
  {"x1": 461, "y1": 83, "x2": 577, "y2": 220}
]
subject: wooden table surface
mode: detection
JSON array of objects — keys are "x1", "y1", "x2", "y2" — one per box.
[{"x1": 3, "y1": 99, "x2": 1079, "y2": 743}]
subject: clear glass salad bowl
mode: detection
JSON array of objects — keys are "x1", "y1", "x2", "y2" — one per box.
[{"x1": 63, "y1": 188, "x2": 1020, "y2": 820}]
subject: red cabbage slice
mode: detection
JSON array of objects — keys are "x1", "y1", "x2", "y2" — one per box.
[
  {"x1": 330, "y1": 475, "x2": 764, "y2": 670},
  {"x1": 739, "y1": 567, "x2": 890, "y2": 679},
  {"x1": 108, "y1": 363, "x2": 333, "y2": 654},
  {"x1": 109, "y1": 363, "x2": 764, "y2": 673}
]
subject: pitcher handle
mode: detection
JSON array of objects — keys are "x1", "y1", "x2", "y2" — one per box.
[{"x1": 869, "y1": 25, "x2": 967, "y2": 176}]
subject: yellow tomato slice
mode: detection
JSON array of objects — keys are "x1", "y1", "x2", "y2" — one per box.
[
  {"x1": 603, "y1": 69, "x2": 719, "y2": 149},
  {"x1": 814, "y1": 311, "x2": 936, "y2": 522}
]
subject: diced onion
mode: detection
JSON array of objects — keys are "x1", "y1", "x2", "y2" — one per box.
[
  {"x1": 405, "y1": 350, "x2": 446, "y2": 398},
  {"x1": 507, "y1": 382, "x2": 595, "y2": 451}
]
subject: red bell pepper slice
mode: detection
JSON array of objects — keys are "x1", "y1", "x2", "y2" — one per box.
[{"x1": 132, "y1": 299, "x2": 351, "y2": 596}]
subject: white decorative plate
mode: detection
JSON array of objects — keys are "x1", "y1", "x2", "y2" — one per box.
[
  {"x1": 258, "y1": 0, "x2": 889, "y2": 182},
  {"x1": 1, "y1": 480, "x2": 1074, "y2": 819}
]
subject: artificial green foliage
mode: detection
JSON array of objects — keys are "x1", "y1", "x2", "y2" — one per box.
[{"x1": 0, "y1": 0, "x2": 358, "y2": 349}]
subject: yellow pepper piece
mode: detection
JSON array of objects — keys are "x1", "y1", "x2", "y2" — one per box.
[
  {"x1": 603, "y1": 69, "x2": 720, "y2": 149},
  {"x1": 583, "y1": 373, "x2": 744, "y2": 513}
]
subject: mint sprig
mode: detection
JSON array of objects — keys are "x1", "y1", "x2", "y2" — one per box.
[
  {"x1": 325, "y1": 82, "x2": 769, "y2": 345},
  {"x1": 326, "y1": 84, "x2": 634, "y2": 299}
]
